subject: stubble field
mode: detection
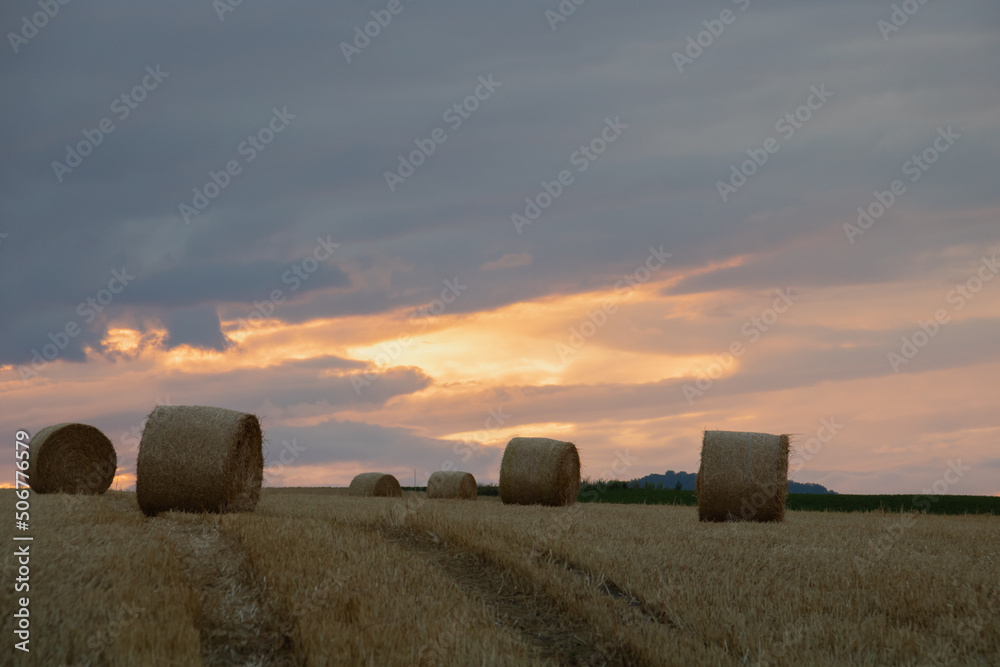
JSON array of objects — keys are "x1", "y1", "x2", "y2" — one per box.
[{"x1": 2, "y1": 488, "x2": 998, "y2": 666}]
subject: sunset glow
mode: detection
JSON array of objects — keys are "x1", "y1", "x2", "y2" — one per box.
[{"x1": 2, "y1": 2, "x2": 998, "y2": 498}]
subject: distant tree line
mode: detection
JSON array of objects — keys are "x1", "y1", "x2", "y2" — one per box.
[{"x1": 625, "y1": 470, "x2": 837, "y2": 494}]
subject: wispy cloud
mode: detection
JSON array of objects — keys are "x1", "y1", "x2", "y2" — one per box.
[{"x1": 480, "y1": 253, "x2": 532, "y2": 271}]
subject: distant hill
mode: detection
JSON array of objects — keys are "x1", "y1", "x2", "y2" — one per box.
[{"x1": 628, "y1": 470, "x2": 837, "y2": 494}]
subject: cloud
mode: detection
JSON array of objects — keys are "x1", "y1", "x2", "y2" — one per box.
[
  {"x1": 121, "y1": 260, "x2": 350, "y2": 309},
  {"x1": 159, "y1": 305, "x2": 231, "y2": 351},
  {"x1": 480, "y1": 253, "x2": 533, "y2": 271}
]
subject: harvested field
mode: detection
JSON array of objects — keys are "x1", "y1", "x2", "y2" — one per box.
[{"x1": 2, "y1": 488, "x2": 997, "y2": 666}]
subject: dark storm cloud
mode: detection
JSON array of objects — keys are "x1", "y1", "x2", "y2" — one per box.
[
  {"x1": 2, "y1": 0, "x2": 998, "y2": 367},
  {"x1": 159, "y1": 304, "x2": 230, "y2": 351},
  {"x1": 120, "y1": 259, "x2": 350, "y2": 309}
]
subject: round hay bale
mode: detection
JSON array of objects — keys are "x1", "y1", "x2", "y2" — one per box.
[
  {"x1": 136, "y1": 406, "x2": 263, "y2": 517},
  {"x1": 26, "y1": 423, "x2": 117, "y2": 494},
  {"x1": 349, "y1": 472, "x2": 402, "y2": 498},
  {"x1": 697, "y1": 430, "x2": 789, "y2": 522},
  {"x1": 499, "y1": 437, "x2": 580, "y2": 506},
  {"x1": 427, "y1": 471, "x2": 477, "y2": 500}
]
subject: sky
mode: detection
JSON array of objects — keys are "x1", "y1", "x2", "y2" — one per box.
[{"x1": 1, "y1": 0, "x2": 998, "y2": 495}]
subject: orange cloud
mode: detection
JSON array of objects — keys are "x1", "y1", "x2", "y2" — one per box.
[
  {"x1": 101, "y1": 328, "x2": 143, "y2": 355},
  {"x1": 4, "y1": 240, "x2": 999, "y2": 496},
  {"x1": 340, "y1": 285, "x2": 730, "y2": 388}
]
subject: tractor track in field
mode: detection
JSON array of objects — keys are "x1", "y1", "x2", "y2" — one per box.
[
  {"x1": 155, "y1": 517, "x2": 296, "y2": 667},
  {"x1": 381, "y1": 524, "x2": 643, "y2": 667},
  {"x1": 524, "y1": 547, "x2": 718, "y2": 652},
  {"x1": 536, "y1": 552, "x2": 685, "y2": 630}
]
